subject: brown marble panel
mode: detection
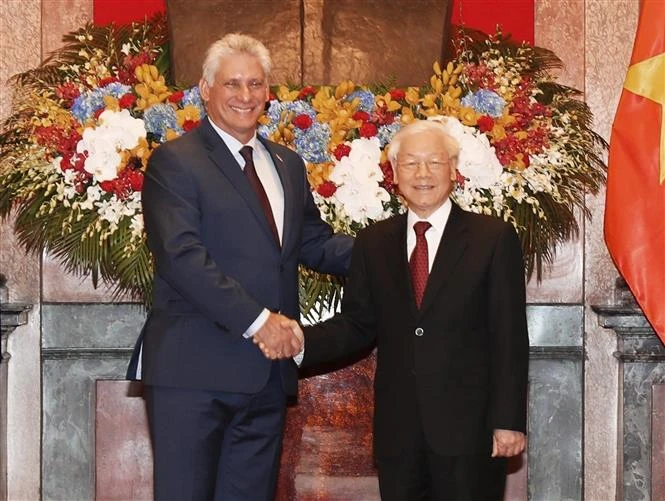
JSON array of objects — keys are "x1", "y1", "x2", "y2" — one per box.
[
  {"x1": 41, "y1": 0, "x2": 93, "y2": 55},
  {"x1": 167, "y1": 0, "x2": 302, "y2": 87},
  {"x1": 0, "y1": 4, "x2": 42, "y2": 498},
  {"x1": 504, "y1": 452, "x2": 527, "y2": 501},
  {"x1": 653, "y1": 384, "x2": 665, "y2": 501},
  {"x1": 279, "y1": 355, "x2": 376, "y2": 500},
  {"x1": 583, "y1": 2, "x2": 639, "y2": 501},
  {"x1": 526, "y1": 0, "x2": 586, "y2": 304},
  {"x1": 41, "y1": 252, "x2": 134, "y2": 302},
  {"x1": 303, "y1": 0, "x2": 452, "y2": 86},
  {"x1": 95, "y1": 380, "x2": 152, "y2": 501},
  {"x1": 526, "y1": 234, "x2": 583, "y2": 303}
]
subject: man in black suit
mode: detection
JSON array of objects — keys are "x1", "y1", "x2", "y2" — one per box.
[
  {"x1": 280, "y1": 120, "x2": 529, "y2": 500},
  {"x1": 131, "y1": 33, "x2": 353, "y2": 500}
]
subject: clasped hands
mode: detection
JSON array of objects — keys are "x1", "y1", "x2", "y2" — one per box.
[{"x1": 252, "y1": 312, "x2": 303, "y2": 360}]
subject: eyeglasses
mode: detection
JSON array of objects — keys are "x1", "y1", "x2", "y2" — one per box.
[
  {"x1": 396, "y1": 158, "x2": 454, "y2": 172},
  {"x1": 223, "y1": 79, "x2": 267, "y2": 94}
]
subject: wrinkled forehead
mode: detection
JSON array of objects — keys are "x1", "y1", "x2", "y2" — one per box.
[{"x1": 398, "y1": 131, "x2": 453, "y2": 158}]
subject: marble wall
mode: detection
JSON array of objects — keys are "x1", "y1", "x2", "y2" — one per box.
[{"x1": 0, "y1": 0, "x2": 647, "y2": 500}]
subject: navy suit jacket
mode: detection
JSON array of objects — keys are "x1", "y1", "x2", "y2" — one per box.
[
  {"x1": 129, "y1": 119, "x2": 352, "y2": 395},
  {"x1": 302, "y1": 204, "x2": 529, "y2": 457}
]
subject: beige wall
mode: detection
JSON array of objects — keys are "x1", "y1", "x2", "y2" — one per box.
[{"x1": 0, "y1": 1, "x2": 638, "y2": 499}]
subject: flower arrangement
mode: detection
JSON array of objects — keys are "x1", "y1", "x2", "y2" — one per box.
[{"x1": 0, "y1": 15, "x2": 606, "y2": 316}]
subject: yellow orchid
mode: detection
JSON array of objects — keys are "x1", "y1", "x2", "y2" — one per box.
[
  {"x1": 176, "y1": 104, "x2": 202, "y2": 127},
  {"x1": 276, "y1": 85, "x2": 299, "y2": 102}
]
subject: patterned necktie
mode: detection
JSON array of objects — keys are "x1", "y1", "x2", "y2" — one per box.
[
  {"x1": 409, "y1": 221, "x2": 432, "y2": 308},
  {"x1": 239, "y1": 145, "x2": 280, "y2": 247}
]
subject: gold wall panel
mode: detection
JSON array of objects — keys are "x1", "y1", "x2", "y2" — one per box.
[
  {"x1": 167, "y1": 0, "x2": 302, "y2": 87},
  {"x1": 303, "y1": 0, "x2": 452, "y2": 86}
]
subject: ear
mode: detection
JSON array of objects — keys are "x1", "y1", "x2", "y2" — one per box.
[
  {"x1": 391, "y1": 162, "x2": 399, "y2": 186},
  {"x1": 449, "y1": 163, "x2": 457, "y2": 182},
  {"x1": 199, "y1": 78, "x2": 210, "y2": 102}
]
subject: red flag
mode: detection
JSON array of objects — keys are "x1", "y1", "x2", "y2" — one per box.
[{"x1": 605, "y1": 0, "x2": 665, "y2": 341}]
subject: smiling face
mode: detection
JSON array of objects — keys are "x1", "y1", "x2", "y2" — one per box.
[
  {"x1": 199, "y1": 52, "x2": 269, "y2": 143},
  {"x1": 393, "y1": 129, "x2": 457, "y2": 219}
]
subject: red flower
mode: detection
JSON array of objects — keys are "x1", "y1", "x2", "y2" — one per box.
[
  {"x1": 389, "y1": 88, "x2": 406, "y2": 101},
  {"x1": 167, "y1": 90, "x2": 184, "y2": 103},
  {"x1": 268, "y1": 91, "x2": 277, "y2": 101},
  {"x1": 182, "y1": 119, "x2": 200, "y2": 132},
  {"x1": 100, "y1": 180, "x2": 116, "y2": 193},
  {"x1": 333, "y1": 143, "x2": 351, "y2": 160},
  {"x1": 374, "y1": 105, "x2": 395, "y2": 125},
  {"x1": 298, "y1": 86, "x2": 317, "y2": 100},
  {"x1": 55, "y1": 82, "x2": 80, "y2": 103},
  {"x1": 477, "y1": 115, "x2": 495, "y2": 133},
  {"x1": 316, "y1": 181, "x2": 337, "y2": 198},
  {"x1": 352, "y1": 111, "x2": 371, "y2": 122},
  {"x1": 118, "y1": 93, "x2": 137, "y2": 109},
  {"x1": 292, "y1": 114, "x2": 313, "y2": 130},
  {"x1": 359, "y1": 122, "x2": 378, "y2": 138},
  {"x1": 122, "y1": 52, "x2": 151, "y2": 73},
  {"x1": 93, "y1": 107, "x2": 105, "y2": 120},
  {"x1": 455, "y1": 170, "x2": 466, "y2": 188},
  {"x1": 127, "y1": 170, "x2": 144, "y2": 191},
  {"x1": 98, "y1": 77, "x2": 119, "y2": 87},
  {"x1": 379, "y1": 161, "x2": 395, "y2": 192}
]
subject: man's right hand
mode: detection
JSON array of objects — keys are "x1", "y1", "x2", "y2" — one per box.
[{"x1": 252, "y1": 313, "x2": 302, "y2": 359}]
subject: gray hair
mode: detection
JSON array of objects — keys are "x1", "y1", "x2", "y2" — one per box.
[
  {"x1": 201, "y1": 33, "x2": 272, "y2": 85},
  {"x1": 388, "y1": 119, "x2": 460, "y2": 166}
]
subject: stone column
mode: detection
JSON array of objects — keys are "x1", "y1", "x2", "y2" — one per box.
[
  {"x1": 0, "y1": 275, "x2": 33, "y2": 501},
  {"x1": 593, "y1": 280, "x2": 665, "y2": 501}
]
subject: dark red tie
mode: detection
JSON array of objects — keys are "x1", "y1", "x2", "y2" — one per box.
[
  {"x1": 239, "y1": 145, "x2": 280, "y2": 247},
  {"x1": 409, "y1": 221, "x2": 431, "y2": 308}
]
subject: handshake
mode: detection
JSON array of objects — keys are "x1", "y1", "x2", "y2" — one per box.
[{"x1": 252, "y1": 312, "x2": 303, "y2": 360}]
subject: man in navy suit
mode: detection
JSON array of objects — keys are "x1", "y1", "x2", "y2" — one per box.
[
  {"x1": 273, "y1": 120, "x2": 529, "y2": 500},
  {"x1": 133, "y1": 33, "x2": 353, "y2": 500}
]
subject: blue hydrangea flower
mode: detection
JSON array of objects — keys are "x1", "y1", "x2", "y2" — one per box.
[
  {"x1": 284, "y1": 100, "x2": 316, "y2": 119},
  {"x1": 257, "y1": 123, "x2": 276, "y2": 139},
  {"x1": 264, "y1": 100, "x2": 286, "y2": 124},
  {"x1": 461, "y1": 89, "x2": 506, "y2": 118},
  {"x1": 294, "y1": 122, "x2": 331, "y2": 163},
  {"x1": 182, "y1": 87, "x2": 205, "y2": 120},
  {"x1": 346, "y1": 90, "x2": 375, "y2": 113},
  {"x1": 143, "y1": 104, "x2": 182, "y2": 142},
  {"x1": 71, "y1": 89, "x2": 105, "y2": 123},
  {"x1": 377, "y1": 121, "x2": 402, "y2": 147},
  {"x1": 71, "y1": 83, "x2": 133, "y2": 124},
  {"x1": 100, "y1": 82, "x2": 132, "y2": 99}
]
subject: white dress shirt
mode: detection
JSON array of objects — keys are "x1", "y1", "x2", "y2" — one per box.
[
  {"x1": 208, "y1": 118, "x2": 284, "y2": 336},
  {"x1": 406, "y1": 198, "x2": 452, "y2": 271}
]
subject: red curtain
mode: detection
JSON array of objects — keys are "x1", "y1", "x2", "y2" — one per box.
[{"x1": 93, "y1": 0, "x2": 534, "y2": 44}]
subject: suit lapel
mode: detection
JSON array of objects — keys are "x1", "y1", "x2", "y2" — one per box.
[
  {"x1": 198, "y1": 120, "x2": 281, "y2": 249},
  {"x1": 383, "y1": 214, "x2": 420, "y2": 319},
  {"x1": 259, "y1": 136, "x2": 294, "y2": 255},
  {"x1": 419, "y1": 203, "x2": 468, "y2": 316}
]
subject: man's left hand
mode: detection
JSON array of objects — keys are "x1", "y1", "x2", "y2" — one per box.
[{"x1": 492, "y1": 429, "x2": 526, "y2": 457}]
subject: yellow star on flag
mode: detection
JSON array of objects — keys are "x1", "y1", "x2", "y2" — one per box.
[{"x1": 624, "y1": 52, "x2": 665, "y2": 183}]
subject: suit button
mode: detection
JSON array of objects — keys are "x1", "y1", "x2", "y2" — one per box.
[{"x1": 415, "y1": 327, "x2": 424, "y2": 337}]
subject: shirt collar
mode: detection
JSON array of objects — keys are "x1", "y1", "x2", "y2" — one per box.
[
  {"x1": 207, "y1": 117, "x2": 257, "y2": 153},
  {"x1": 407, "y1": 198, "x2": 452, "y2": 234}
]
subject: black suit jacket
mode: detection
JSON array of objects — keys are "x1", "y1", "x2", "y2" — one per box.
[
  {"x1": 132, "y1": 119, "x2": 352, "y2": 395},
  {"x1": 302, "y1": 203, "x2": 529, "y2": 457}
]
